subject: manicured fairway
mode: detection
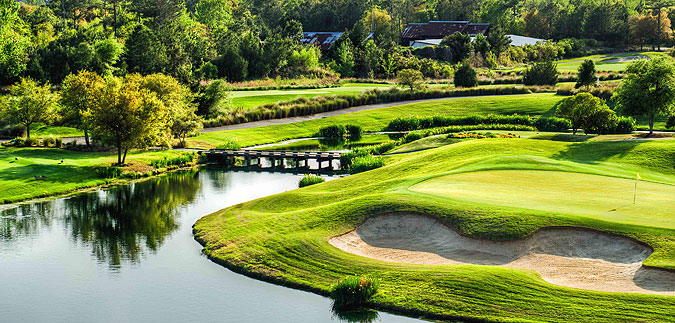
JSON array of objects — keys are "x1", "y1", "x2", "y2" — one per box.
[
  {"x1": 411, "y1": 170, "x2": 675, "y2": 229},
  {"x1": 192, "y1": 93, "x2": 565, "y2": 148},
  {"x1": 194, "y1": 138, "x2": 675, "y2": 322},
  {"x1": 230, "y1": 83, "x2": 393, "y2": 109}
]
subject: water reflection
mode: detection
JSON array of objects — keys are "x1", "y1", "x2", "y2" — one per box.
[
  {"x1": 63, "y1": 171, "x2": 201, "y2": 268},
  {"x1": 1, "y1": 171, "x2": 202, "y2": 269}
]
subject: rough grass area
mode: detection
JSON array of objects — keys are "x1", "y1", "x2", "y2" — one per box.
[
  {"x1": 191, "y1": 93, "x2": 565, "y2": 148},
  {"x1": 0, "y1": 147, "x2": 194, "y2": 203},
  {"x1": 194, "y1": 138, "x2": 675, "y2": 322}
]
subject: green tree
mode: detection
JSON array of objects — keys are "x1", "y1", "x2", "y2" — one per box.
[
  {"x1": 381, "y1": 53, "x2": 397, "y2": 79},
  {"x1": 487, "y1": 27, "x2": 511, "y2": 57},
  {"x1": 613, "y1": 58, "x2": 675, "y2": 135},
  {"x1": 2, "y1": 78, "x2": 57, "y2": 139},
  {"x1": 576, "y1": 59, "x2": 598, "y2": 89},
  {"x1": 523, "y1": 60, "x2": 559, "y2": 86},
  {"x1": 440, "y1": 32, "x2": 472, "y2": 63},
  {"x1": 83, "y1": 77, "x2": 170, "y2": 165},
  {"x1": 396, "y1": 69, "x2": 424, "y2": 90},
  {"x1": 0, "y1": 0, "x2": 30, "y2": 83},
  {"x1": 60, "y1": 70, "x2": 105, "y2": 147},
  {"x1": 472, "y1": 34, "x2": 490, "y2": 57},
  {"x1": 125, "y1": 24, "x2": 169, "y2": 75},
  {"x1": 454, "y1": 61, "x2": 478, "y2": 88},
  {"x1": 335, "y1": 40, "x2": 355, "y2": 77},
  {"x1": 556, "y1": 93, "x2": 617, "y2": 135}
]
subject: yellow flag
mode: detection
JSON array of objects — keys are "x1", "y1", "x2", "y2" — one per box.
[{"x1": 637, "y1": 174, "x2": 641, "y2": 180}]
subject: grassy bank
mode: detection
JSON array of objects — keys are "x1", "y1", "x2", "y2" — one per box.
[
  {"x1": 192, "y1": 93, "x2": 565, "y2": 148},
  {"x1": 0, "y1": 146, "x2": 197, "y2": 204},
  {"x1": 194, "y1": 138, "x2": 675, "y2": 322}
]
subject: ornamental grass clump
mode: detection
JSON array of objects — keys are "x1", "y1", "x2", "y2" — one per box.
[
  {"x1": 299, "y1": 174, "x2": 325, "y2": 188},
  {"x1": 330, "y1": 275, "x2": 379, "y2": 309},
  {"x1": 349, "y1": 155, "x2": 384, "y2": 173}
]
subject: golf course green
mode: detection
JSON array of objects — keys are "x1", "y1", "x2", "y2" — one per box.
[{"x1": 194, "y1": 137, "x2": 675, "y2": 322}]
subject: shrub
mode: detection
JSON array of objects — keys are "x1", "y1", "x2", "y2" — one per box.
[
  {"x1": 339, "y1": 149, "x2": 370, "y2": 170},
  {"x1": 42, "y1": 135, "x2": 62, "y2": 147},
  {"x1": 387, "y1": 116, "x2": 420, "y2": 131},
  {"x1": 447, "y1": 132, "x2": 498, "y2": 139},
  {"x1": 345, "y1": 124, "x2": 362, "y2": 141},
  {"x1": 533, "y1": 117, "x2": 571, "y2": 132},
  {"x1": 396, "y1": 69, "x2": 425, "y2": 90},
  {"x1": 349, "y1": 155, "x2": 384, "y2": 173},
  {"x1": 150, "y1": 153, "x2": 196, "y2": 168},
  {"x1": 96, "y1": 166, "x2": 122, "y2": 178},
  {"x1": 299, "y1": 174, "x2": 325, "y2": 188},
  {"x1": 0, "y1": 124, "x2": 24, "y2": 138},
  {"x1": 454, "y1": 62, "x2": 478, "y2": 88},
  {"x1": 667, "y1": 116, "x2": 675, "y2": 129},
  {"x1": 10, "y1": 137, "x2": 25, "y2": 146},
  {"x1": 524, "y1": 61, "x2": 559, "y2": 86},
  {"x1": 612, "y1": 116, "x2": 636, "y2": 134},
  {"x1": 402, "y1": 132, "x2": 424, "y2": 143},
  {"x1": 330, "y1": 275, "x2": 379, "y2": 309},
  {"x1": 319, "y1": 125, "x2": 347, "y2": 139},
  {"x1": 215, "y1": 138, "x2": 241, "y2": 150},
  {"x1": 24, "y1": 137, "x2": 39, "y2": 147}
]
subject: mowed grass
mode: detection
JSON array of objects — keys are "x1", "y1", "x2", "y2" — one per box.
[
  {"x1": 192, "y1": 93, "x2": 564, "y2": 148},
  {"x1": 230, "y1": 83, "x2": 393, "y2": 109},
  {"x1": 194, "y1": 138, "x2": 675, "y2": 322},
  {"x1": 0, "y1": 146, "x2": 192, "y2": 203},
  {"x1": 412, "y1": 170, "x2": 675, "y2": 229},
  {"x1": 555, "y1": 51, "x2": 666, "y2": 72}
]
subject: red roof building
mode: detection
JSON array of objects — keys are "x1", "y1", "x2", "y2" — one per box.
[{"x1": 400, "y1": 21, "x2": 490, "y2": 46}]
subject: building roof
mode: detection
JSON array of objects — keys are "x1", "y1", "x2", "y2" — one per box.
[
  {"x1": 401, "y1": 21, "x2": 490, "y2": 43},
  {"x1": 507, "y1": 35, "x2": 545, "y2": 47},
  {"x1": 300, "y1": 32, "x2": 344, "y2": 51}
]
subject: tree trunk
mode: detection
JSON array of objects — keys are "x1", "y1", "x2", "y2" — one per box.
[
  {"x1": 658, "y1": 10, "x2": 662, "y2": 51},
  {"x1": 117, "y1": 144, "x2": 122, "y2": 165},
  {"x1": 572, "y1": 128, "x2": 577, "y2": 135},
  {"x1": 84, "y1": 129, "x2": 90, "y2": 147},
  {"x1": 25, "y1": 124, "x2": 30, "y2": 139},
  {"x1": 649, "y1": 113, "x2": 655, "y2": 135},
  {"x1": 122, "y1": 149, "x2": 128, "y2": 164}
]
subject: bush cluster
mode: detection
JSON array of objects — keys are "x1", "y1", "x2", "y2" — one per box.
[
  {"x1": 150, "y1": 153, "x2": 196, "y2": 168},
  {"x1": 298, "y1": 174, "x2": 325, "y2": 188},
  {"x1": 556, "y1": 85, "x2": 616, "y2": 101},
  {"x1": 96, "y1": 166, "x2": 122, "y2": 179},
  {"x1": 203, "y1": 86, "x2": 539, "y2": 128},
  {"x1": 386, "y1": 115, "x2": 570, "y2": 132},
  {"x1": 214, "y1": 138, "x2": 242, "y2": 150},
  {"x1": 447, "y1": 132, "x2": 498, "y2": 139},
  {"x1": 330, "y1": 275, "x2": 379, "y2": 309}
]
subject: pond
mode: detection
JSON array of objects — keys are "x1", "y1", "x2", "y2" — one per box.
[{"x1": 0, "y1": 169, "x2": 423, "y2": 323}]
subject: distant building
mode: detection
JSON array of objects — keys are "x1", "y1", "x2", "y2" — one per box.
[
  {"x1": 410, "y1": 34, "x2": 545, "y2": 49},
  {"x1": 300, "y1": 32, "x2": 344, "y2": 51},
  {"x1": 400, "y1": 21, "x2": 490, "y2": 46}
]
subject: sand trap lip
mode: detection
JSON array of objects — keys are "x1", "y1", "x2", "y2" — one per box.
[{"x1": 329, "y1": 213, "x2": 675, "y2": 295}]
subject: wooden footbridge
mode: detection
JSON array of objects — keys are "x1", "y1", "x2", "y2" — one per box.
[{"x1": 204, "y1": 149, "x2": 342, "y2": 170}]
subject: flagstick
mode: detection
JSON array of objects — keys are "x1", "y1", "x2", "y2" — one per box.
[{"x1": 634, "y1": 179, "x2": 638, "y2": 204}]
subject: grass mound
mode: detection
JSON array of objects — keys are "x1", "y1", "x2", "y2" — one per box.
[{"x1": 194, "y1": 138, "x2": 675, "y2": 322}]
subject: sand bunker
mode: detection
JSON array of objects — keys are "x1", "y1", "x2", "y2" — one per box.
[
  {"x1": 603, "y1": 54, "x2": 649, "y2": 64},
  {"x1": 329, "y1": 213, "x2": 675, "y2": 295}
]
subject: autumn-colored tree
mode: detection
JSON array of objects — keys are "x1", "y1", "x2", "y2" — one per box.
[{"x1": 60, "y1": 71, "x2": 105, "y2": 147}]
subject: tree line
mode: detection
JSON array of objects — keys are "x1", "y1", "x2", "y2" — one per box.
[{"x1": 3, "y1": 0, "x2": 675, "y2": 87}]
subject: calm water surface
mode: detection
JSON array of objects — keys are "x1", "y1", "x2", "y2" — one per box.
[{"x1": 0, "y1": 169, "x2": 422, "y2": 323}]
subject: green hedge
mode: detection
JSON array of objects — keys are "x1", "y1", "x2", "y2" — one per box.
[{"x1": 386, "y1": 115, "x2": 570, "y2": 132}]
